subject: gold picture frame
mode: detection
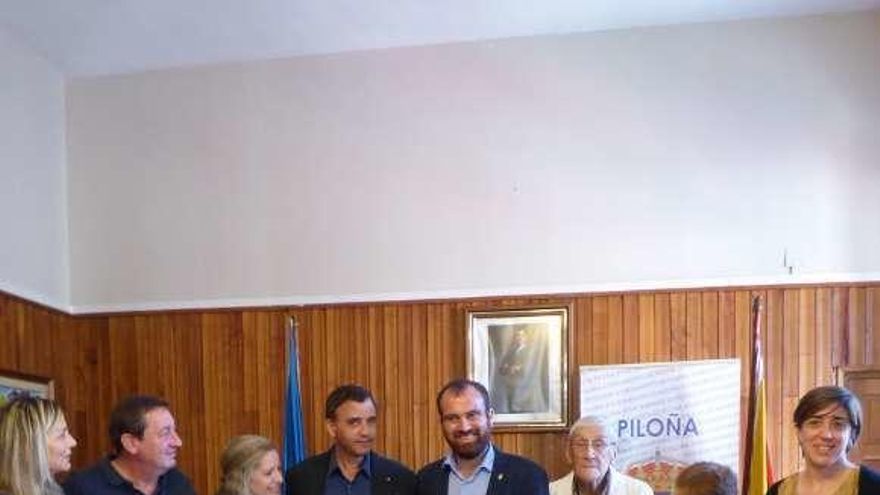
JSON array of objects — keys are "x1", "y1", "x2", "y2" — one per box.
[
  {"x1": 0, "y1": 369, "x2": 54, "y2": 407},
  {"x1": 467, "y1": 306, "x2": 569, "y2": 431}
]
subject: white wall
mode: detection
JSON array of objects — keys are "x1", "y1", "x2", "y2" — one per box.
[
  {"x1": 67, "y1": 12, "x2": 880, "y2": 312},
  {"x1": 0, "y1": 26, "x2": 69, "y2": 309}
]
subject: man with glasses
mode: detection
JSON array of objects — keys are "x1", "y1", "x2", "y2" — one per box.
[{"x1": 549, "y1": 416, "x2": 652, "y2": 495}]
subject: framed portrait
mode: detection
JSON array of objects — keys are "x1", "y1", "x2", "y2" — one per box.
[
  {"x1": 467, "y1": 306, "x2": 569, "y2": 431},
  {"x1": 0, "y1": 370, "x2": 54, "y2": 407}
]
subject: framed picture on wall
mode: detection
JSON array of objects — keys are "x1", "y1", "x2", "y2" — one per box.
[
  {"x1": 0, "y1": 370, "x2": 54, "y2": 407},
  {"x1": 466, "y1": 306, "x2": 569, "y2": 431}
]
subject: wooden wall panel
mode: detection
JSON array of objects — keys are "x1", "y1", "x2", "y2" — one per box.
[
  {"x1": 3, "y1": 282, "x2": 880, "y2": 495},
  {"x1": 654, "y1": 293, "x2": 672, "y2": 361},
  {"x1": 815, "y1": 289, "x2": 833, "y2": 385},
  {"x1": 0, "y1": 294, "x2": 108, "y2": 467},
  {"x1": 670, "y1": 293, "x2": 688, "y2": 361}
]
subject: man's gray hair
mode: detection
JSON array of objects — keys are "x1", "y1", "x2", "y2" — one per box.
[{"x1": 568, "y1": 415, "x2": 619, "y2": 442}]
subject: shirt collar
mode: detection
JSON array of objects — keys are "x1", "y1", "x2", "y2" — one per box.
[
  {"x1": 442, "y1": 444, "x2": 495, "y2": 475},
  {"x1": 100, "y1": 456, "x2": 169, "y2": 489},
  {"x1": 572, "y1": 467, "x2": 612, "y2": 495},
  {"x1": 327, "y1": 448, "x2": 372, "y2": 479},
  {"x1": 100, "y1": 457, "x2": 126, "y2": 486}
]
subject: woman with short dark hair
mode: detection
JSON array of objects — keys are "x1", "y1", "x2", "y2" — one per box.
[{"x1": 767, "y1": 385, "x2": 880, "y2": 495}]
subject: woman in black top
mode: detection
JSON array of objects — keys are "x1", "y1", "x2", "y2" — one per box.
[{"x1": 766, "y1": 386, "x2": 880, "y2": 495}]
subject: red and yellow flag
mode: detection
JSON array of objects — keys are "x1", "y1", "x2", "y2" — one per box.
[{"x1": 742, "y1": 296, "x2": 773, "y2": 495}]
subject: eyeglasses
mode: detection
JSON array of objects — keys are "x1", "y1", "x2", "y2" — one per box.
[{"x1": 570, "y1": 438, "x2": 614, "y2": 452}]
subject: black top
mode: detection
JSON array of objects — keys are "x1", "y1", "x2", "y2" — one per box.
[
  {"x1": 766, "y1": 465, "x2": 880, "y2": 495},
  {"x1": 63, "y1": 457, "x2": 196, "y2": 495},
  {"x1": 285, "y1": 449, "x2": 416, "y2": 495},
  {"x1": 415, "y1": 445, "x2": 549, "y2": 495}
]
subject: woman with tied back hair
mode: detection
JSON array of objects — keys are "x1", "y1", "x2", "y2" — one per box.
[
  {"x1": 0, "y1": 396, "x2": 78, "y2": 495},
  {"x1": 217, "y1": 435, "x2": 282, "y2": 495},
  {"x1": 767, "y1": 385, "x2": 880, "y2": 495}
]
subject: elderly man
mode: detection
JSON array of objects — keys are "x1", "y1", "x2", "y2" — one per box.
[{"x1": 549, "y1": 416, "x2": 652, "y2": 495}]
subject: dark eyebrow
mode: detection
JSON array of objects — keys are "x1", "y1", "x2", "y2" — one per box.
[
  {"x1": 442, "y1": 410, "x2": 480, "y2": 420},
  {"x1": 808, "y1": 412, "x2": 849, "y2": 421}
]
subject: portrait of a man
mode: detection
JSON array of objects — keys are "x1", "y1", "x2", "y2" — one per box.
[
  {"x1": 489, "y1": 324, "x2": 549, "y2": 413},
  {"x1": 467, "y1": 307, "x2": 568, "y2": 429}
]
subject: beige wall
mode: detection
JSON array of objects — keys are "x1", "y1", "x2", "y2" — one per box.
[
  {"x1": 0, "y1": 25, "x2": 69, "y2": 309},
  {"x1": 66, "y1": 12, "x2": 880, "y2": 312}
]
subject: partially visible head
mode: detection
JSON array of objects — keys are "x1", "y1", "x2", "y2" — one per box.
[
  {"x1": 324, "y1": 385, "x2": 377, "y2": 459},
  {"x1": 218, "y1": 435, "x2": 282, "y2": 495},
  {"x1": 565, "y1": 416, "x2": 618, "y2": 488},
  {"x1": 674, "y1": 462, "x2": 737, "y2": 495},
  {"x1": 436, "y1": 379, "x2": 494, "y2": 460},
  {"x1": 793, "y1": 386, "x2": 862, "y2": 469},
  {"x1": 108, "y1": 395, "x2": 182, "y2": 474},
  {"x1": 0, "y1": 396, "x2": 77, "y2": 495}
]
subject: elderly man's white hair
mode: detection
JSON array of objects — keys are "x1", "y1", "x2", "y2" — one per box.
[{"x1": 568, "y1": 415, "x2": 618, "y2": 442}]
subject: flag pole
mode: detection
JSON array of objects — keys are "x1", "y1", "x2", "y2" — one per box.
[{"x1": 742, "y1": 295, "x2": 772, "y2": 495}]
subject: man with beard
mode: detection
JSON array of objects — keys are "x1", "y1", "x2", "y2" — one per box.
[
  {"x1": 416, "y1": 378, "x2": 549, "y2": 495},
  {"x1": 549, "y1": 417, "x2": 652, "y2": 495},
  {"x1": 63, "y1": 395, "x2": 196, "y2": 495},
  {"x1": 285, "y1": 384, "x2": 416, "y2": 495}
]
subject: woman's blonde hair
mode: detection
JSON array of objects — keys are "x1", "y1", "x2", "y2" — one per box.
[
  {"x1": 217, "y1": 435, "x2": 277, "y2": 495},
  {"x1": 0, "y1": 396, "x2": 66, "y2": 495}
]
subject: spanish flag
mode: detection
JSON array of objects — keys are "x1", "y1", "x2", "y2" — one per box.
[{"x1": 742, "y1": 296, "x2": 773, "y2": 495}]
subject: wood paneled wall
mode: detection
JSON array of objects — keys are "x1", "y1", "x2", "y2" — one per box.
[{"x1": 1, "y1": 283, "x2": 879, "y2": 495}]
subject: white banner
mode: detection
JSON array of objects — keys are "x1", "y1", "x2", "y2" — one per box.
[{"x1": 579, "y1": 359, "x2": 740, "y2": 493}]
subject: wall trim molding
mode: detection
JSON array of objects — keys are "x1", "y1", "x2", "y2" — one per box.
[
  {"x1": 63, "y1": 271, "x2": 880, "y2": 315},
  {"x1": 0, "y1": 282, "x2": 71, "y2": 314}
]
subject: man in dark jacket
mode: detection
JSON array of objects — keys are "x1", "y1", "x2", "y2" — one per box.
[
  {"x1": 286, "y1": 384, "x2": 415, "y2": 495},
  {"x1": 416, "y1": 379, "x2": 549, "y2": 495}
]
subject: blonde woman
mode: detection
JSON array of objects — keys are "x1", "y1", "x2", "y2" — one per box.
[
  {"x1": 217, "y1": 435, "x2": 282, "y2": 495},
  {"x1": 0, "y1": 396, "x2": 78, "y2": 495}
]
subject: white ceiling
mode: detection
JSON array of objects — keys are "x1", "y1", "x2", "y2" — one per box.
[{"x1": 2, "y1": 0, "x2": 879, "y2": 77}]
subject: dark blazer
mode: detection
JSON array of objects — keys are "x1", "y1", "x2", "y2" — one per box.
[
  {"x1": 766, "y1": 465, "x2": 880, "y2": 495},
  {"x1": 415, "y1": 445, "x2": 549, "y2": 495},
  {"x1": 285, "y1": 449, "x2": 416, "y2": 495}
]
